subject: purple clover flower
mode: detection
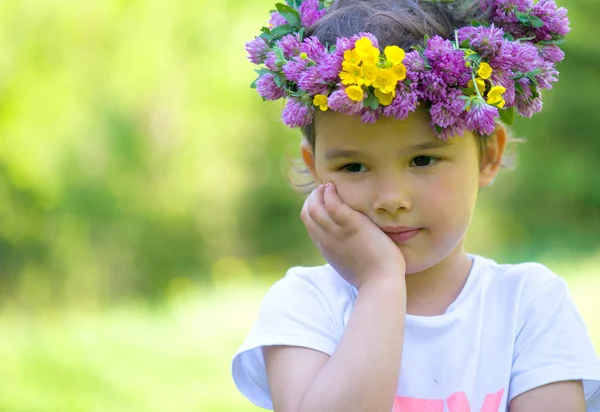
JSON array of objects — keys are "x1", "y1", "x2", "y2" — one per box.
[
  {"x1": 318, "y1": 53, "x2": 343, "y2": 83},
  {"x1": 282, "y1": 58, "x2": 309, "y2": 83},
  {"x1": 299, "y1": 36, "x2": 327, "y2": 60},
  {"x1": 269, "y1": 12, "x2": 287, "y2": 28},
  {"x1": 256, "y1": 74, "x2": 287, "y2": 101},
  {"x1": 465, "y1": 101, "x2": 498, "y2": 136},
  {"x1": 436, "y1": 115, "x2": 467, "y2": 140},
  {"x1": 532, "y1": 0, "x2": 570, "y2": 41},
  {"x1": 419, "y1": 72, "x2": 449, "y2": 102},
  {"x1": 382, "y1": 84, "x2": 420, "y2": 120},
  {"x1": 489, "y1": 0, "x2": 533, "y2": 25},
  {"x1": 328, "y1": 88, "x2": 363, "y2": 116},
  {"x1": 245, "y1": 37, "x2": 269, "y2": 64},
  {"x1": 403, "y1": 50, "x2": 427, "y2": 83},
  {"x1": 535, "y1": 60, "x2": 559, "y2": 90},
  {"x1": 430, "y1": 89, "x2": 465, "y2": 128},
  {"x1": 361, "y1": 108, "x2": 380, "y2": 124},
  {"x1": 516, "y1": 92, "x2": 543, "y2": 117},
  {"x1": 298, "y1": 66, "x2": 329, "y2": 95},
  {"x1": 298, "y1": 0, "x2": 327, "y2": 28},
  {"x1": 278, "y1": 34, "x2": 302, "y2": 58},
  {"x1": 505, "y1": 41, "x2": 542, "y2": 73},
  {"x1": 540, "y1": 44, "x2": 565, "y2": 63},
  {"x1": 424, "y1": 36, "x2": 471, "y2": 86},
  {"x1": 282, "y1": 98, "x2": 313, "y2": 128},
  {"x1": 264, "y1": 51, "x2": 280, "y2": 71},
  {"x1": 468, "y1": 25, "x2": 506, "y2": 60}
]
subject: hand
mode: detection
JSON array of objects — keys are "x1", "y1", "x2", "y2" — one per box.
[{"x1": 300, "y1": 183, "x2": 406, "y2": 290}]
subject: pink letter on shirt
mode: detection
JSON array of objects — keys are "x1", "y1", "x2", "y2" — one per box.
[
  {"x1": 393, "y1": 397, "x2": 444, "y2": 412},
  {"x1": 447, "y1": 392, "x2": 471, "y2": 412},
  {"x1": 446, "y1": 389, "x2": 505, "y2": 412}
]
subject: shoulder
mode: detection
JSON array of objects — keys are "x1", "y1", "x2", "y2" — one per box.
[
  {"x1": 472, "y1": 254, "x2": 566, "y2": 310},
  {"x1": 264, "y1": 264, "x2": 357, "y2": 308}
]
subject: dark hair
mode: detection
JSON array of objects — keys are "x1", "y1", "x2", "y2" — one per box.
[{"x1": 289, "y1": 0, "x2": 518, "y2": 192}]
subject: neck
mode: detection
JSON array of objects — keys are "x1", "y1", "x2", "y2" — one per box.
[{"x1": 404, "y1": 243, "x2": 473, "y2": 316}]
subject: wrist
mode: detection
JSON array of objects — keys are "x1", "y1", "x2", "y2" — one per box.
[{"x1": 357, "y1": 270, "x2": 406, "y2": 292}]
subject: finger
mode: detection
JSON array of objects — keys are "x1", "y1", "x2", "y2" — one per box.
[
  {"x1": 300, "y1": 195, "x2": 327, "y2": 244},
  {"x1": 306, "y1": 184, "x2": 336, "y2": 229},
  {"x1": 323, "y1": 183, "x2": 354, "y2": 226}
]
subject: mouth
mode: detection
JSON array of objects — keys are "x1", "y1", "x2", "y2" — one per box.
[{"x1": 380, "y1": 227, "x2": 422, "y2": 243}]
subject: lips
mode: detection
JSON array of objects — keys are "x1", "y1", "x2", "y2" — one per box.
[
  {"x1": 380, "y1": 226, "x2": 422, "y2": 243},
  {"x1": 380, "y1": 226, "x2": 420, "y2": 234}
]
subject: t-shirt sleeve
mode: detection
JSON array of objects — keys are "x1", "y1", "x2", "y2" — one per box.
[
  {"x1": 231, "y1": 267, "x2": 346, "y2": 410},
  {"x1": 509, "y1": 268, "x2": 600, "y2": 409}
]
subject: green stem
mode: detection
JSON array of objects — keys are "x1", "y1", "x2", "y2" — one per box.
[{"x1": 471, "y1": 69, "x2": 485, "y2": 103}]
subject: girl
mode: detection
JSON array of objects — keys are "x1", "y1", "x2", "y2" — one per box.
[{"x1": 233, "y1": 0, "x2": 600, "y2": 411}]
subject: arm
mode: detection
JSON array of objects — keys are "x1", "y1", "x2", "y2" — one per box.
[
  {"x1": 263, "y1": 183, "x2": 407, "y2": 412},
  {"x1": 509, "y1": 380, "x2": 585, "y2": 412},
  {"x1": 264, "y1": 276, "x2": 406, "y2": 412}
]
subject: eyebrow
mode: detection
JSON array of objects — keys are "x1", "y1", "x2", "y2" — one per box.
[
  {"x1": 324, "y1": 140, "x2": 454, "y2": 160},
  {"x1": 411, "y1": 140, "x2": 454, "y2": 150}
]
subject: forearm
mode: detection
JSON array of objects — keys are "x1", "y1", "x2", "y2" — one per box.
[{"x1": 298, "y1": 276, "x2": 406, "y2": 412}]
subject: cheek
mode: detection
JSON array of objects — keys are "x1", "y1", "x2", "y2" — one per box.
[
  {"x1": 328, "y1": 178, "x2": 370, "y2": 212},
  {"x1": 423, "y1": 166, "x2": 480, "y2": 223}
]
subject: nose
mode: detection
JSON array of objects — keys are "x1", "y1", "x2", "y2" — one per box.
[{"x1": 372, "y1": 173, "x2": 412, "y2": 214}]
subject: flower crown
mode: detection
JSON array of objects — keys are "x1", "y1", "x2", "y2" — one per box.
[{"x1": 245, "y1": 0, "x2": 570, "y2": 139}]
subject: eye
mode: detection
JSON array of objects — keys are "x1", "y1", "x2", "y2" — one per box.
[
  {"x1": 411, "y1": 156, "x2": 440, "y2": 168},
  {"x1": 339, "y1": 163, "x2": 367, "y2": 173}
]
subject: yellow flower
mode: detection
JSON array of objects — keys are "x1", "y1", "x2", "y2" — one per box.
[
  {"x1": 374, "y1": 88, "x2": 395, "y2": 106},
  {"x1": 391, "y1": 64, "x2": 406, "y2": 81},
  {"x1": 313, "y1": 94, "x2": 329, "y2": 111},
  {"x1": 354, "y1": 37, "x2": 380, "y2": 66},
  {"x1": 345, "y1": 85, "x2": 364, "y2": 102},
  {"x1": 361, "y1": 64, "x2": 379, "y2": 87},
  {"x1": 340, "y1": 62, "x2": 363, "y2": 86},
  {"x1": 384, "y1": 45, "x2": 405, "y2": 65},
  {"x1": 477, "y1": 62, "x2": 493, "y2": 80},
  {"x1": 468, "y1": 77, "x2": 486, "y2": 95},
  {"x1": 344, "y1": 49, "x2": 361, "y2": 65},
  {"x1": 487, "y1": 85, "x2": 506, "y2": 108},
  {"x1": 373, "y1": 68, "x2": 398, "y2": 94}
]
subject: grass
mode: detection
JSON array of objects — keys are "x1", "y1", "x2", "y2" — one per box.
[{"x1": 0, "y1": 261, "x2": 598, "y2": 412}]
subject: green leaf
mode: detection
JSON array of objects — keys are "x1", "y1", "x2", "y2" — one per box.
[
  {"x1": 258, "y1": 32, "x2": 274, "y2": 43},
  {"x1": 435, "y1": 124, "x2": 443, "y2": 134},
  {"x1": 364, "y1": 94, "x2": 379, "y2": 110},
  {"x1": 515, "y1": 11, "x2": 530, "y2": 25},
  {"x1": 529, "y1": 15, "x2": 545, "y2": 28},
  {"x1": 503, "y1": 32, "x2": 515, "y2": 42},
  {"x1": 499, "y1": 106, "x2": 515, "y2": 125},
  {"x1": 270, "y1": 24, "x2": 293, "y2": 38},
  {"x1": 470, "y1": 20, "x2": 482, "y2": 27},
  {"x1": 255, "y1": 68, "x2": 271, "y2": 76},
  {"x1": 273, "y1": 46, "x2": 286, "y2": 65},
  {"x1": 273, "y1": 75, "x2": 284, "y2": 88},
  {"x1": 276, "y1": 3, "x2": 301, "y2": 28}
]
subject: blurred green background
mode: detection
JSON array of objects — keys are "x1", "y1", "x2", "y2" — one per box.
[{"x1": 0, "y1": 0, "x2": 598, "y2": 411}]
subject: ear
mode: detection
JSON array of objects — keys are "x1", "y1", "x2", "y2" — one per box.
[
  {"x1": 479, "y1": 124, "x2": 508, "y2": 188},
  {"x1": 300, "y1": 139, "x2": 322, "y2": 184}
]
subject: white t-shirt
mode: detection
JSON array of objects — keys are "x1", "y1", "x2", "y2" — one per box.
[{"x1": 231, "y1": 254, "x2": 600, "y2": 411}]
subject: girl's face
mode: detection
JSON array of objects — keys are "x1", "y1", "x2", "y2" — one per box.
[{"x1": 302, "y1": 108, "x2": 504, "y2": 274}]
